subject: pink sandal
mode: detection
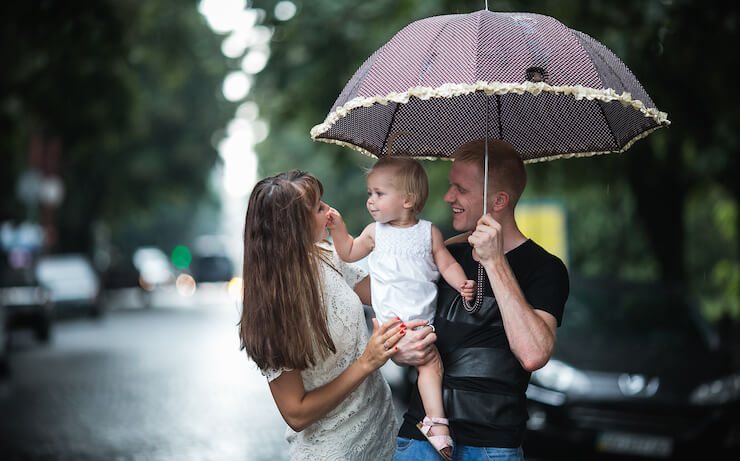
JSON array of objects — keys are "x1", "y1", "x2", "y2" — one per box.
[{"x1": 416, "y1": 416, "x2": 454, "y2": 461}]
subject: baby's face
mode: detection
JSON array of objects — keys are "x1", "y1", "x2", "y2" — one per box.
[{"x1": 366, "y1": 170, "x2": 409, "y2": 224}]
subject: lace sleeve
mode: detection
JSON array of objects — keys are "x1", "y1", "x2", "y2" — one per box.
[
  {"x1": 319, "y1": 240, "x2": 368, "y2": 288},
  {"x1": 336, "y1": 254, "x2": 368, "y2": 288},
  {"x1": 261, "y1": 366, "x2": 293, "y2": 382}
]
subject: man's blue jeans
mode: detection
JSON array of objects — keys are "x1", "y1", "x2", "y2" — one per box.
[{"x1": 394, "y1": 437, "x2": 525, "y2": 461}]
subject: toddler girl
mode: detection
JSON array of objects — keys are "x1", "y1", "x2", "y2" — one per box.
[{"x1": 327, "y1": 157, "x2": 475, "y2": 461}]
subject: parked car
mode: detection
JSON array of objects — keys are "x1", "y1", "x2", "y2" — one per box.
[
  {"x1": 190, "y1": 253, "x2": 234, "y2": 283},
  {"x1": 0, "y1": 261, "x2": 53, "y2": 343},
  {"x1": 129, "y1": 246, "x2": 175, "y2": 307},
  {"x1": 0, "y1": 309, "x2": 7, "y2": 377},
  {"x1": 35, "y1": 254, "x2": 103, "y2": 318},
  {"x1": 132, "y1": 246, "x2": 174, "y2": 290},
  {"x1": 103, "y1": 253, "x2": 140, "y2": 290},
  {"x1": 383, "y1": 275, "x2": 740, "y2": 459},
  {"x1": 523, "y1": 276, "x2": 740, "y2": 459}
]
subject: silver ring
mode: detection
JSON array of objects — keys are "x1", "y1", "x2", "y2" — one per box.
[
  {"x1": 382, "y1": 341, "x2": 389, "y2": 351},
  {"x1": 426, "y1": 324, "x2": 436, "y2": 333}
]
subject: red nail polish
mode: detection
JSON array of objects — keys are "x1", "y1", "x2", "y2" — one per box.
[
  {"x1": 400, "y1": 330, "x2": 405, "y2": 334},
  {"x1": 400, "y1": 323, "x2": 406, "y2": 328},
  {"x1": 396, "y1": 317, "x2": 401, "y2": 320},
  {"x1": 395, "y1": 346, "x2": 398, "y2": 351}
]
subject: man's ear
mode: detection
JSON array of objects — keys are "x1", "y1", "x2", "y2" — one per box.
[{"x1": 491, "y1": 191, "x2": 509, "y2": 211}]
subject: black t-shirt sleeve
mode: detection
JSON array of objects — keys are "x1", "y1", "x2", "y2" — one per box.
[{"x1": 523, "y1": 254, "x2": 569, "y2": 326}]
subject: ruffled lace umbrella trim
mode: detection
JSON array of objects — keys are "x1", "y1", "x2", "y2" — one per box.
[{"x1": 310, "y1": 81, "x2": 671, "y2": 163}]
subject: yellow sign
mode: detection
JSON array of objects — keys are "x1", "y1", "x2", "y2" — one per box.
[{"x1": 515, "y1": 200, "x2": 569, "y2": 267}]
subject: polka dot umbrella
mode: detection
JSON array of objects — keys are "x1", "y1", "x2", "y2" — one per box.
[{"x1": 311, "y1": 9, "x2": 670, "y2": 312}]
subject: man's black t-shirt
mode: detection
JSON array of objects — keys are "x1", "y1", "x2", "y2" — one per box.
[{"x1": 398, "y1": 239, "x2": 569, "y2": 447}]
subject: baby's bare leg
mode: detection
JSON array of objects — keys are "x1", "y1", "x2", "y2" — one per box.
[{"x1": 416, "y1": 346, "x2": 449, "y2": 437}]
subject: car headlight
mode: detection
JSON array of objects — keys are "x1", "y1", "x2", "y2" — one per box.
[
  {"x1": 531, "y1": 359, "x2": 591, "y2": 394},
  {"x1": 690, "y1": 372, "x2": 740, "y2": 405}
]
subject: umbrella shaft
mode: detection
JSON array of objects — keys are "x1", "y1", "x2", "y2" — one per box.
[
  {"x1": 484, "y1": 141, "x2": 488, "y2": 215},
  {"x1": 484, "y1": 94, "x2": 489, "y2": 215}
]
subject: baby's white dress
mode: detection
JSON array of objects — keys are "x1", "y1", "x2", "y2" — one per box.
[
  {"x1": 261, "y1": 245, "x2": 398, "y2": 461},
  {"x1": 368, "y1": 219, "x2": 440, "y2": 324}
]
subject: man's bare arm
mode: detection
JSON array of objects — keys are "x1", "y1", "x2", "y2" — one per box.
[{"x1": 468, "y1": 214, "x2": 557, "y2": 371}]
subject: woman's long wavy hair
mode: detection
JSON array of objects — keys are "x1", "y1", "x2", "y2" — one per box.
[{"x1": 239, "y1": 170, "x2": 336, "y2": 371}]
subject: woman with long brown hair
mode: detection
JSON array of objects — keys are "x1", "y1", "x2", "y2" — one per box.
[{"x1": 240, "y1": 170, "x2": 404, "y2": 460}]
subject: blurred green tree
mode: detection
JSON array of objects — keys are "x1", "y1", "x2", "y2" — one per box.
[{"x1": 0, "y1": 1, "x2": 233, "y2": 257}]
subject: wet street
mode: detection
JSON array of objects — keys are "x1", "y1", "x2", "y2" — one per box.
[
  {"x1": 0, "y1": 286, "x2": 291, "y2": 460},
  {"x1": 0, "y1": 286, "x2": 648, "y2": 461}
]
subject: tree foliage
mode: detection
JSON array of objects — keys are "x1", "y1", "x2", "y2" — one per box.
[{"x1": 0, "y1": 0, "x2": 234, "y2": 254}]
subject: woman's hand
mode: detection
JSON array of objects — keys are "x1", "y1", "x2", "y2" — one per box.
[
  {"x1": 359, "y1": 317, "x2": 405, "y2": 371},
  {"x1": 269, "y1": 317, "x2": 404, "y2": 432},
  {"x1": 390, "y1": 318, "x2": 437, "y2": 367}
]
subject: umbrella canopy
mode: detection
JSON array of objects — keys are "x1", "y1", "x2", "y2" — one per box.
[
  {"x1": 311, "y1": 9, "x2": 670, "y2": 313},
  {"x1": 311, "y1": 9, "x2": 670, "y2": 162}
]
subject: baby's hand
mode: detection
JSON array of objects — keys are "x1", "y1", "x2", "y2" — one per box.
[
  {"x1": 460, "y1": 280, "x2": 476, "y2": 301},
  {"x1": 326, "y1": 208, "x2": 344, "y2": 230}
]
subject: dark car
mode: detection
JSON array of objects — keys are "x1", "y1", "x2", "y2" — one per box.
[
  {"x1": 0, "y1": 307, "x2": 8, "y2": 376},
  {"x1": 190, "y1": 254, "x2": 234, "y2": 283},
  {"x1": 523, "y1": 276, "x2": 740, "y2": 460},
  {"x1": 0, "y1": 262, "x2": 53, "y2": 343}
]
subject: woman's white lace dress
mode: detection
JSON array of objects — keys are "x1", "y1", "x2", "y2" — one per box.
[{"x1": 262, "y1": 246, "x2": 398, "y2": 461}]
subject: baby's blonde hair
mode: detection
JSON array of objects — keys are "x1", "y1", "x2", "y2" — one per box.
[{"x1": 368, "y1": 157, "x2": 428, "y2": 215}]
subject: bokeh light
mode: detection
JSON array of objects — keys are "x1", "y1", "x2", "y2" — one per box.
[
  {"x1": 175, "y1": 273, "x2": 197, "y2": 297},
  {"x1": 221, "y1": 31, "x2": 250, "y2": 58},
  {"x1": 274, "y1": 1, "x2": 297, "y2": 21},
  {"x1": 222, "y1": 150, "x2": 258, "y2": 197},
  {"x1": 249, "y1": 25, "x2": 273, "y2": 46},
  {"x1": 222, "y1": 71, "x2": 251, "y2": 101},
  {"x1": 227, "y1": 276, "x2": 243, "y2": 301},
  {"x1": 198, "y1": 0, "x2": 248, "y2": 34},
  {"x1": 241, "y1": 47, "x2": 270, "y2": 74},
  {"x1": 171, "y1": 245, "x2": 192, "y2": 269}
]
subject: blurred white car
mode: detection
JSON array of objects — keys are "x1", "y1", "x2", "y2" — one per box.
[
  {"x1": 133, "y1": 247, "x2": 174, "y2": 290},
  {"x1": 35, "y1": 254, "x2": 103, "y2": 318},
  {"x1": 131, "y1": 246, "x2": 175, "y2": 308}
]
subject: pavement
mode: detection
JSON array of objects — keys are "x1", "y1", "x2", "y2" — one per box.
[
  {"x1": 0, "y1": 285, "x2": 582, "y2": 460},
  {"x1": 0, "y1": 286, "x2": 292, "y2": 460}
]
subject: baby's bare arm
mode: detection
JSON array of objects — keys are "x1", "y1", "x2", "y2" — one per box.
[
  {"x1": 432, "y1": 226, "x2": 476, "y2": 299},
  {"x1": 327, "y1": 209, "x2": 375, "y2": 262}
]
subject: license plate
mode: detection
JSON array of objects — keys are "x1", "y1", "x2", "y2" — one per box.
[{"x1": 596, "y1": 431, "x2": 673, "y2": 458}]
